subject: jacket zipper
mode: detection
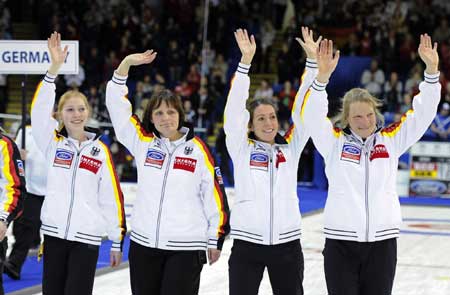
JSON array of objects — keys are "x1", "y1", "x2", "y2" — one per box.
[
  {"x1": 64, "y1": 142, "x2": 90, "y2": 239},
  {"x1": 364, "y1": 145, "x2": 370, "y2": 241},
  {"x1": 269, "y1": 149, "x2": 274, "y2": 245},
  {"x1": 155, "y1": 143, "x2": 183, "y2": 248}
]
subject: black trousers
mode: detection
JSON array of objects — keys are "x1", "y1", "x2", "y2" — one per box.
[
  {"x1": 0, "y1": 238, "x2": 8, "y2": 295},
  {"x1": 128, "y1": 240, "x2": 206, "y2": 295},
  {"x1": 42, "y1": 235, "x2": 99, "y2": 295},
  {"x1": 8, "y1": 193, "x2": 44, "y2": 273},
  {"x1": 323, "y1": 238, "x2": 397, "y2": 295},
  {"x1": 229, "y1": 239, "x2": 304, "y2": 295}
]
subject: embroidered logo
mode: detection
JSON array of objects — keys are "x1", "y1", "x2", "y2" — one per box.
[
  {"x1": 214, "y1": 167, "x2": 224, "y2": 185},
  {"x1": 144, "y1": 149, "x2": 165, "y2": 169},
  {"x1": 250, "y1": 152, "x2": 269, "y2": 171},
  {"x1": 173, "y1": 156, "x2": 197, "y2": 173},
  {"x1": 90, "y1": 147, "x2": 101, "y2": 156},
  {"x1": 370, "y1": 144, "x2": 389, "y2": 161},
  {"x1": 184, "y1": 146, "x2": 194, "y2": 155},
  {"x1": 340, "y1": 143, "x2": 361, "y2": 164},
  {"x1": 79, "y1": 155, "x2": 102, "y2": 174},
  {"x1": 53, "y1": 149, "x2": 74, "y2": 169},
  {"x1": 275, "y1": 149, "x2": 286, "y2": 168},
  {"x1": 16, "y1": 160, "x2": 25, "y2": 176}
]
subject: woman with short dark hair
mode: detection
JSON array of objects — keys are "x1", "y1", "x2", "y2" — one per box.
[{"x1": 106, "y1": 50, "x2": 230, "y2": 295}]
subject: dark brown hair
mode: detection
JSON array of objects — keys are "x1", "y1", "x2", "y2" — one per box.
[
  {"x1": 246, "y1": 97, "x2": 279, "y2": 127},
  {"x1": 142, "y1": 89, "x2": 185, "y2": 133}
]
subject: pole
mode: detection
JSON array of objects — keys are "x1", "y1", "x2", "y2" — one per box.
[{"x1": 21, "y1": 74, "x2": 27, "y2": 150}]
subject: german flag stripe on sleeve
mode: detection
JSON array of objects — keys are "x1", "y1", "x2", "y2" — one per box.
[
  {"x1": 381, "y1": 110, "x2": 413, "y2": 137},
  {"x1": 0, "y1": 137, "x2": 22, "y2": 213},
  {"x1": 99, "y1": 141, "x2": 126, "y2": 244},
  {"x1": 332, "y1": 125, "x2": 343, "y2": 138},
  {"x1": 192, "y1": 137, "x2": 228, "y2": 236},
  {"x1": 283, "y1": 124, "x2": 295, "y2": 143},
  {"x1": 129, "y1": 114, "x2": 154, "y2": 142},
  {"x1": 30, "y1": 81, "x2": 43, "y2": 113},
  {"x1": 293, "y1": 70, "x2": 307, "y2": 118}
]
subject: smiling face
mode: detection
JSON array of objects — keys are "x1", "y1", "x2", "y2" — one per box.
[
  {"x1": 58, "y1": 93, "x2": 90, "y2": 136},
  {"x1": 250, "y1": 104, "x2": 279, "y2": 144},
  {"x1": 151, "y1": 101, "x2": 180, "y2": 140},
  {"x1": 347, "y1": 101, "x2": 377, "y2": 139}
]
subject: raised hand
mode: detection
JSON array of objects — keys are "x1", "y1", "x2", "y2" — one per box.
[
  {"x1": 234, "y1": 28, "x2": 256, "y2": 65},
  {"x1": 418, "y1": 34, "x2": 439, "y2": 75},
  {"x1": 47, "y1": 32, "x2": 68, "y2": 75},
  {"x1": 296, "y1": 26, "x2": 322, "y2": 59},
  {"x1": 116, "y1": 50, "x2": 157, "y2": 76},
  {"x1": 316, "y1": 39, "x2": 340, "y2": 83},
  {"x1": 124, "y1": 50, "x2": 157, "y2": 66}
]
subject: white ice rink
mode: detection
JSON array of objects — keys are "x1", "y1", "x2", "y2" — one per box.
[{"x1": 24, "y1": 204, "x2": 450, "y2": 295}]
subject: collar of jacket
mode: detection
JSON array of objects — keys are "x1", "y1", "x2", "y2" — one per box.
[
  {"x1": 248, "y1": 131, "x2": 288, "y2": 145},
  {"x1": 342, "y1": 125, "x2": 382, "y2": 145},
  {"x1": 151, "y1": 121, "x2": 195, "y2": 141},
  {"x1": 55, "y1": 126, "x2": 103, "y2": 141}
]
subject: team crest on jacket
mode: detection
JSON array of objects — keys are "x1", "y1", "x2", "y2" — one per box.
[
  {"x1": 173, "y1": 156, "x2": 197, "y2": 173},
  {"x1": 250, "y1": 152, "x2": 269, "y2": 171},
  {"x1": 144, "y1": 149, "x2": 166, "y2": 169},
  {"x1": 90, "y1": 146, "x2": 101, "y2": 156},
  {"x1": 184, "y1": 146, "x2": 194, "y2": 155},
  {"x1": 340, "y1": 143, "x2": 361, "y2": 164},
  {"x1": 370, "y1": 144, "x2": 389, "y2": 161},
  {"x1": 53, "y1": 149, "x2": 74, "y2": 169},
  {"x1": 16, "y1": 160, "x2": 25, "y2": 176},
  {"x1": 79, "y1": 155, "x2": 102, "y2": 174}
]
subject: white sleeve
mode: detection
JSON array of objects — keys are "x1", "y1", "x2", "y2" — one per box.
[
  {"x1": 30, "y1": 72, "x2": 59, "y2": 155},
  {"x1": 382, "y1": 72, "x2": 441, "y2": 156},
  {"x1": 223, "y1": 63, "x2": 251, "y2": 159},
  {"x1": 105, "y1": 72, "x2": 154, "y2": 156},
  {"x1": 302, "y1": 79, "x2": 341, "y2": 159}
]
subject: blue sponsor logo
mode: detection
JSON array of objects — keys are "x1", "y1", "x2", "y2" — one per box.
[
  {"x1": 250, "y1": 153, "x2": 269, "y2": 162},
  {"x1": 147, "y1": 150, "x2": 164, "y2": 160},
  {"x1": 410, "y1": 180, "x2": 447, "y2": 195},
  {"x1": 342, "y1": 144, "x2": 360, "y2": 155},
  {"x1": 55, "y1": 150, "x2": 73, "y2": 160}
]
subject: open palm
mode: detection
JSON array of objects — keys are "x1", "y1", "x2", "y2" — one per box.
[
  {"x1": 234, "y1": 28, "x2": 256, "y2": 63},
  {"x1": 125, "y1": 50, "x2": 157, "y2": 66},
  {"x1": 418, "y1": 34, "x2": 439, "y2": 72},
  {"x1": 316, "y1": 39, "x2": 340, "y2": 82},
  {"x1": 47, "y1": 31, "x2": 68, "y2": 66},
  {"x1": 296, "y1": 26, "x2": 322, "y2": 59}
]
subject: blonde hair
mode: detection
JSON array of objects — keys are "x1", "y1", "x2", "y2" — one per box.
[
  {"x1": 56, "y1": 90, "x2": 91, "y2": 129},
  {"x1": 334, "y1": 88, "x2": 384, "y2": 129}
]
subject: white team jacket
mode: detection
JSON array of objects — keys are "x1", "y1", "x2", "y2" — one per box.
[
  {"x1": 302, "y1": 72, "x2": 441, "y2": 242},
  {"x1": 31, "y1": 72, "x2": 126, "y2": 251},
  {"x1": 106, "y1": 72, "x2": 229, "y2": 251},
  {"x1": 224, "y1": 61, "x2": 317, "y2": 245}
]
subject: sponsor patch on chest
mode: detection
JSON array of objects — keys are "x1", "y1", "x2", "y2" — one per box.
[
  {"x1": 53, "y1": 149, "x2": 74, "y2": 169},
  {"x1": 340, "y1": 143, "x2": 361, "y2": 164},
  {"x1": 144, "y1": 149, "x2": 166, "y2": 169},
  {"x1": 370, "y1": 144, "x2": 389, "y2": 161},
  {"x1": 173, "y1": 156, "x2": 197, "y2": 173},
  {"x1": 275, "y1": 149, "x2": 286, "y2": 168},
  {"x1": 79, "y1": 155, "x2": 102, "y2": 174},
  {"x1": 250, "y1": 152, "x2": 269, "y2": 171}
]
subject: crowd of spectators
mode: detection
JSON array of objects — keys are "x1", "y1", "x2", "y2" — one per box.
[{"x1": 2, "y1": 0, "x2": 449, "y2": 181}]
